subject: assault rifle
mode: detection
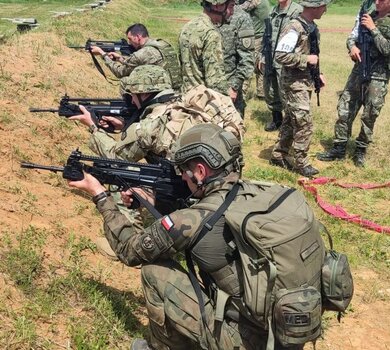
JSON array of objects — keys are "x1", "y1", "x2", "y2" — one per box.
[
  {"x1": 21, "y1": 150, "x2": 192, "y2": 217},
  {"x1": 30, "y1": 95, "x2": 138, "y2": 133},
  {"x1": 69, "y1": 39, "x2": 136, "y2": 81},
  {"x1": 262, "y1": 18, "x2": 273, "y2": 77},
  {"x1": 308, "y1": 26, "x2": 323, "y2": 106},
  {"x1": 68, "y1": 38, "x2": 135, "y2": 56},
  {"x1": 358, "y1": 1, "x2": 374, "y2": 98}
]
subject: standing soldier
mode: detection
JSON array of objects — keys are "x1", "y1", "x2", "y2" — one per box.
[
  {"x1": 219, "y1": 4, "x2": 255, "y2": 117},
  {"x1": 91, "y1": 23, "x2": 182, "y2": 91},
  {"x1": 240, "y1": 0, "x2": 271, "y2": 99},
  {"x1": 317, "y1": 0, "x2": 390, "y2": 167},
  {"x1": 269, "y1": 0, "x2": 329, "y2": 177},
  {"x1": 179, "y1": 0, "x2": 235, "y2": 95},
  {"x1": 262, "y1": 0, "x2": 302, "y2": 131}
]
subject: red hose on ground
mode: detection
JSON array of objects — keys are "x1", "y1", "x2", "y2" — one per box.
[{"x1": 298, "y1": 177, "x2": 390, "y2": 235}]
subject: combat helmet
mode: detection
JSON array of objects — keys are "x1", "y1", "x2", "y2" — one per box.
[
  {"x1": 300, "y1": 0, "x2": 331, "y2": 7},
  {"x1": 173, "y1": 124, "x2": 243, "y2": 174},
  {"x1": 202, "y1": 0, "x2": 231, "y2": 4},
  {"x1": 120, "y1": 64, "x2": 172, "y2": 95}
]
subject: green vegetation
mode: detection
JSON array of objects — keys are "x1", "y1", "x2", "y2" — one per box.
[{"x1": 0, "y1": 0, "x2": 389, "y2": 348}]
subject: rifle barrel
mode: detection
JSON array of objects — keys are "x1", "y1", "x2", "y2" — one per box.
[
  {"x1": 29, "y1": 108, "x2": 59, "y2": 113},
  {"x1": 21, "y1": 162, "x2": 65, "y2": 173}
]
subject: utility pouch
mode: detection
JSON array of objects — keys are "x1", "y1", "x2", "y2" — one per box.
[
  {"x1": 273, "y1": 286, "x2": 322, "y2": 346},
  {"x1": 321, "y1": 250, "x2": 354, "y2": 312}
]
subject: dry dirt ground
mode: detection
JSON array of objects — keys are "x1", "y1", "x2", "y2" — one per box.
[{"x1": 0, "y1": 31, "x2": 389, "y2": 349}]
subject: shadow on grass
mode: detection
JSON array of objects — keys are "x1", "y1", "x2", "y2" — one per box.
[
  {"x1": 85, "y1": 278, "x2": 149, "y2": 336},
  {"x1": 250, "y1": 108, "x2": 271, "y2": 128},
  {"x1": 258, "y1": 144, "x2": 274, "y2": 161}
]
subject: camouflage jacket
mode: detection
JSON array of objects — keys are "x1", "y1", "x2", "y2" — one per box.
[
  {"x1": 346, "y1": 0, "x2": 376, "y2": 51},
  {"x1": 89, "y1": 86, "x2": 244, "y2": 162},
  {"x1": 347, "y1": 3, "x2": 390, "y2": 80},
  {"x1": 219, "y1": 6, "x2": 255, "y2": 91},
  {"x1": 97, "y1": 172, "x2": 250, "y2": 298},
  {"x1": 103, "y1": 38, "x2": 164, "y2": 79},
  {"x1": 267, "y1": 1, "x2": 302, "y2": 69},
  {"x1": 240, "y1": 0, "x2": 271, "y2": 38},
  {"x1": 275, "y1": 15, "x2": 319, "y2": 90},
  {"x1": 179, "y1": 14, "x2": 229, "y2": 95}
]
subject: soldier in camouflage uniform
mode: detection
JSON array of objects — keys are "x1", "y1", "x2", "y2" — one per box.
[
  {"x1": 240, "y1": 0, "x2": 271, "y2": 99},
  {"x1": 178, "y1": 0, "x2": 235, "y2": 95},
  {"x1": 262, "y1": 0, "x2": 302, "y2": 131},
  {"x1": 70, "y1": 65, "x2": 244, "y2": 163},
  {"x1": 269, "y1": 0, "x2": 330, "y2": 177},
  {"x1": 317, "y1": 0, "x2": 390, "y2": 167},
  {"x1": 70, "y1": 65, "x2": 244, "y2": 259},
  {"x1": 91, "y1": 23, "x2": 181, "y2": 91},
  {"x1": 218, "y1": 4, "x2": 255, "y2": 117},
  {"x1": 68, "y1": 124, "x2": 309, "y2": 350}
]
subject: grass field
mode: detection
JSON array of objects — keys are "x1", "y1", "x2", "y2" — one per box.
[{"x1": 0, "y1": 0, "x2": 389, "y2": 349}]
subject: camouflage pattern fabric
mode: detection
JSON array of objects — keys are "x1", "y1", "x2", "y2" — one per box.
[
  {"x1": 178, "y1": 14, "x2": 229, "y2": 95},
  {"x1": 240, "y1": 0, "x2": 270, "y2": 98},
  {"x1": 96, "y1": 175, "x2": 305, "y2": 350},
  {"x1": 89, "y1": 87, "x2": 244, "y2": 163},
  {"x1": 271, "y1": 16, "x2": 319, "y2": 170},
  {"x1": 143, "y1": 39, "x2": 182, "y2": 91},
  {"x1": 334, "y1": 68, "x2": 388, "y2": 148},
  {"x1": 333, "y1": 12, "x2": 390, "y2": 148},
  {"x1": 219, "y1": 5, "x2": 255, "y2": 116},
  {"x1": 239, "y1": 0, "x2": 270, "y2": 38},
  {"x1": 346, "y1": 0, "x2": 376, "y2": 52},
  {"x1": 271, "y1": 89, "x2": 313, "y2": 169},
  {"x1": 264, "y1": 1, "x2": 302, "y2": 112},
  {"x1": 103, "y1": 38, "x2": 164, "y2": 78}
]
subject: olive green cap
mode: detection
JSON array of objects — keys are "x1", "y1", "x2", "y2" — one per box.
[{"x1": 120, "y1": 65, "x2": 172, "y2": 94}]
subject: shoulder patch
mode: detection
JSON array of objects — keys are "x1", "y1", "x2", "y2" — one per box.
[{"x1": 161, "y1": 215, "x2": 174, "y2": 232}]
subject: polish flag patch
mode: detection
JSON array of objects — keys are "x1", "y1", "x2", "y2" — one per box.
[{"x1": 161, "y1": 215, "x2": 174, "y2": 232}]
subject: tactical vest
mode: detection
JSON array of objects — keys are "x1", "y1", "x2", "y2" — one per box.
[{"x1": 145, "y1": 39, "x2": 182, "y2": 91}]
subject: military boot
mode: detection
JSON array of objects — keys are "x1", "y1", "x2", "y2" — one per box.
[
  {"x1": 316, "y1": 142, "x2": 347, "y2": 162},
  {"x1": 130, "y1": 339, "x2": 153, "y2": 350},
  {"x1": 264, "y1": 111, "x2": 283, "y2": 132},
  {"x1": 297, "y1": 165, "x2": 319, "y2": 177},
  {"x1": 353, "y1": 147, "x2": 366, "y2": 167}
]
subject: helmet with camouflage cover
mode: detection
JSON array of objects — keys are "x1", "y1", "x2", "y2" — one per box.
[
  {"x1": 120, "y1": 65, "x2": 172, "y2": 94},
  {"x1": 173, "y1": 124, "x2": 243, "y2": 174},
  {"x1": 202, "y1": 0, "x2": 231, "y2": 4},
  {"x1": 300, "y1": 0, "x2": 331, "y2": 7}
]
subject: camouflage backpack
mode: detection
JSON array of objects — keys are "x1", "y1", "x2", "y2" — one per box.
[
  {"x1": 145, "y1": 39, "x2": 182, "y2": 91},
  {"x1": 191, "y1": 182, "x2": 326, "y2": 348}
]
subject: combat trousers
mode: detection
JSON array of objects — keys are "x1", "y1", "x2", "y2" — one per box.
[
  {"x1": 141, "y1": 259, "x2": 269, "y2": 350},
  {"x1": 234, "y1": 88, "x2": 246, "y2": 118},
  {"x1": 263, "y1": 66, "x2": 283, "y2": 113},
  {"x1": 271, "y1": 89, "x2": 313, "y2": 169},
  {"x1": 334, "y1": 69, "x2": 388, "y2": 148},
  {"x1": 242, "y1": 38, "x2": 264, "y2": 99}
]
